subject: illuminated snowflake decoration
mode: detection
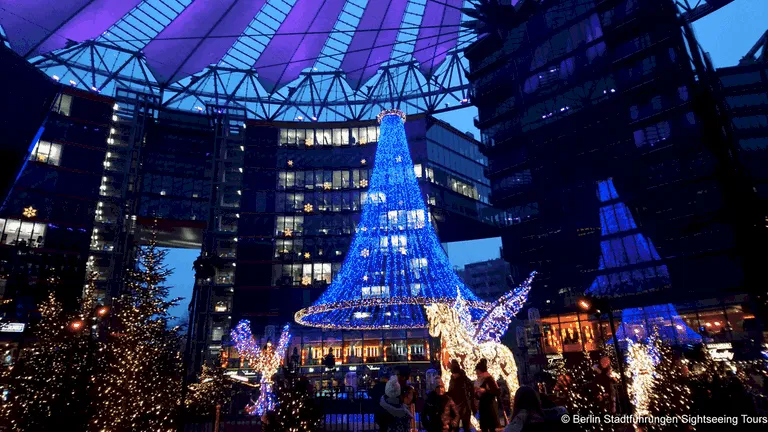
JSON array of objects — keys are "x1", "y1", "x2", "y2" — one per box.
[
  {"x1": 360, "y1": 249, "x2": 370, "y2": 258},
  {"x1": 323, "y1": 182, "x2": 332, "y2": 190},
  {"x1": 360, "y1": 159, "x2": 367, "y2": 165},
  {"x1": 22, "y1": 206, "x2": 37, "y2": 218},
  {"x1": 304, "y1": 252, "x2": 311, "y2": 259},
  {"x1": 301, "y1": 275, "x2": 312, "y2": 286},
  {"x1": 303, "y1": 203, "x2": 313, "y2": 213},
  {"x1": 359, "y1": 179, "x2": 369, "y2": 188}
]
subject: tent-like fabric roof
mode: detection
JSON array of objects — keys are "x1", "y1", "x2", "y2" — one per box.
[{"x1": 0, "y1": 0, "x2": 469, "y2": 93}]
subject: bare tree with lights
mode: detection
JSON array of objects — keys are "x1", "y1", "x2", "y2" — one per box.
[
  {"x1": 648, "y1": 339, "x2": 691, "y2": 430},
  {"x1": 91, "y1": 227, "x2": 183, "y2": 431}
]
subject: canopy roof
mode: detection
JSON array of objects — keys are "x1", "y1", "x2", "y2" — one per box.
[
  {"x1": 0, "y1": 0, "x2": 731, "y2": 121},
  {"x1": 0, "y1": 0, "x2": 478, "y2": 121}
]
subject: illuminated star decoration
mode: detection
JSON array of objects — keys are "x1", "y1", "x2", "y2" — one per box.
[
  {"x1": 303, "y1": 252, "x2": 311, "y2": 259},
  {"x1": 231, "y1": 322, "x2": 291, "y2": 416},
  {"x1": 360, "y1": 159, "x2": 366, "y2": 165},
  {"x1": 22, "y1": 206, "x2": 37, "y2": 218},
  {"x1": 303, "y1": 203, "x2": 313, "y2": 212},
  {"x1": 294, "y1": 109, "x2": 490, "y2": 330},
  {"x1": 284, "y1": 228, "x2": 293, "y2": 237},
  {"x1": 287, "y1": 160, "x2": 294, "y2": 167},
  {"x1": 323, "y1": 182, "x2": 332, "y2": 190},
  {"x1": 301, "y1": 275, "x2": 312, "y2": 286}
]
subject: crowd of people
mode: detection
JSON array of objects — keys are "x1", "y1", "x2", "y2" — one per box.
[{"x1": 372, "y1": 359, "x2": 569, "y2": 432}]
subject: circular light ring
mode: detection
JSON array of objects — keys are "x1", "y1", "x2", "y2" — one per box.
[
  {"x1": 377, "y1": 109, "x2": 407, "y2": 124},
  {"x1": 295, "y1": 297, "x2": 491, "y2": 330}
]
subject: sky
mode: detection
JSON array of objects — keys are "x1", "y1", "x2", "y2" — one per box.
[{"x1": 164, "y1": 1, "x2": 767, "y2": 322}]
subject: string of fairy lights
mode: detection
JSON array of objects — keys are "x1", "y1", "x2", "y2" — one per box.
[{"x1": 295, "y1": 109, "x2": 491, "y2": 330}]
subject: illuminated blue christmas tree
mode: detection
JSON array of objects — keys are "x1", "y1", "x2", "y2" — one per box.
[
  {"x1": 587, "y1": 179, "x2": 699, "y2": 343},
  {"x1": 295, "y1": 110, "x2": 489, "y2": 329}
]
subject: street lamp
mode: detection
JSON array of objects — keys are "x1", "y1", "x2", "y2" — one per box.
[{"x1": 578, "y1": 295, "x2": 631, "y2": 414}]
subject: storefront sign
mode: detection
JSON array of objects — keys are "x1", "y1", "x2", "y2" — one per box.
[
  {"x1": 546, "y1": 353, "x2": 564, "y2": 367},
  {"x1": 706, "y1": 342, "x2": 734, "y2": 361},
  {"x1": 0, "y1": 323, "x2": 25, "y2": 333}
]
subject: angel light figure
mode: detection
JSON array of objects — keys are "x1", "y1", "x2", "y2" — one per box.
[{"x1": 231, "y1": 321, "x2": 291, "y2": 416}]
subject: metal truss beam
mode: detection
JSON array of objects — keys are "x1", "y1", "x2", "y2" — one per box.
[{"x1": 29, "y1": 41, "x2": 471, "y2": 122}]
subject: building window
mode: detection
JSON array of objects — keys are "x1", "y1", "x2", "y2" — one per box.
[
  {"x1": 0, "y1": 219, "x2": 46, "y2": 247},
  {"x1": 450, "y1": 177, "x2": 479, "y2": 200},
  {"x1": 414, "y1": 164, "x2": 423, "y2": 178},
  {"x1": 30, "y1": 141, "x2": 62, "y2": 166},
  {"x1": 52, "y1": 93, "x2": 72, "y2": 116},
  {"x1": 211, "y1": 326, "x2": 224, "y2": 341},
  {"x1": 633, "y1": 121, "x2": 671, "y2": 148}
]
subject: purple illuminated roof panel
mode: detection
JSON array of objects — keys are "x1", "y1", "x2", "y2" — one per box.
[
  {"x1": 413, "y1": 0, "x2": 463, "y2": 77},
  {"x1": 254, "y1": 0, "x2": 345, "y2": 93},
  {"x1": 0, "y1": 0, "x2": 137, "y2": 58},
  {"x1": 144, "y1": 0, "x2": 266, "y2": 84},
  {"x1": 341, "y1": 0, "x2": 408, "y2": 90}
]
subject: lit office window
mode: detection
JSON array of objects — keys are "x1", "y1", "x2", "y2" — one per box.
[
  {"x1": 30, "y1": 141, "x2": 62, "y2": 166},
  {"x1": 0, "y1": 219, "x2": 46, "y2": 247},
  {"x1": 52, "y1": 93, "x2": 72, "y2": 116},
  {"x1": 414, "y1": 164, "x2": 423, "y2": 178}
]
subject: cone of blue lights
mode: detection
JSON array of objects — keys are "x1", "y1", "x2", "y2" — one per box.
[
  {"x1": 295, "y1": 109, "x2": 490, "y2": 329},
  {"x1": 587, "y1": 178, "x2": 700, "y2": 344}
]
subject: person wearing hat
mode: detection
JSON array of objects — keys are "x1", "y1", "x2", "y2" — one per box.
[
  {"x1": 422, "y1": 377, "x2": 459, "y2": 432},
  {"x1": 474, "y1": 359, "x2": 500, "y2": 432},
  {"x1": 372, "y1": 372, "x2": 393, "y2": 432},
  {"x1": 447, "y1": 360, "x2": 474, "y2": 431}
]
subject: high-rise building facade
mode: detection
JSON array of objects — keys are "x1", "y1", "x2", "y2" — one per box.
[
  {"x1": 459, "y1": 257, "x2": 517, "y2": 302},
  {"x1": 465, "y1": 0, "x2": 765, "y2": 315},
  {"x1": 174, "y1": 113, "x2": 504, "y2": 371},
  {"x1": 1, "y1": 86, "x2": 116, "y2": 357},
  {"x1": 717, "y1": 43, "x2": 768, "y2": 204}
]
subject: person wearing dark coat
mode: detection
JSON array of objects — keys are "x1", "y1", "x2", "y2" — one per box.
[
  {"x1": 422, "y1": 378, "x2": 459, "y2": 432},
  {"x1": 447, "y1": 360, "x2": 474, "y2": 431},
  {"x1": 372, "y1": 374, "x2": 393, "y2": 432},
  {"x1": 474, "y1": 359, "x2": 500, "y2": 432}
]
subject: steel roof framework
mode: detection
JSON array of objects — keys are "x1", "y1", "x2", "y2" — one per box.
[{"x1": 0, "y1": 0, "x2": 735, "y2": 121}]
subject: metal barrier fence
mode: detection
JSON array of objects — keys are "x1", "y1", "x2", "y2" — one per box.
[{"x1": 184, "y1": 396, "x2": 424, "y2": 432}]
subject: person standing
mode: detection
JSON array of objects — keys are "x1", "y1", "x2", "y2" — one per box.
[
  {"x1": 504, "y1": 386, "x2": 545, "y2": 432},
  {"x1": 380, "y1": 384, "x2": 416, "y2": 432},
  {"x1": 375, "y1": 375, "x2": 398, "y2": 432},
  {"x1": 448, "y1": 360, "x2": 474, "y2": 431},
  {"x1": 474, "y1": 359, "x2": 500, "y2": 432},
  {"x1": 422, "y1": 379, "x2": 459, "y2": 432}
]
